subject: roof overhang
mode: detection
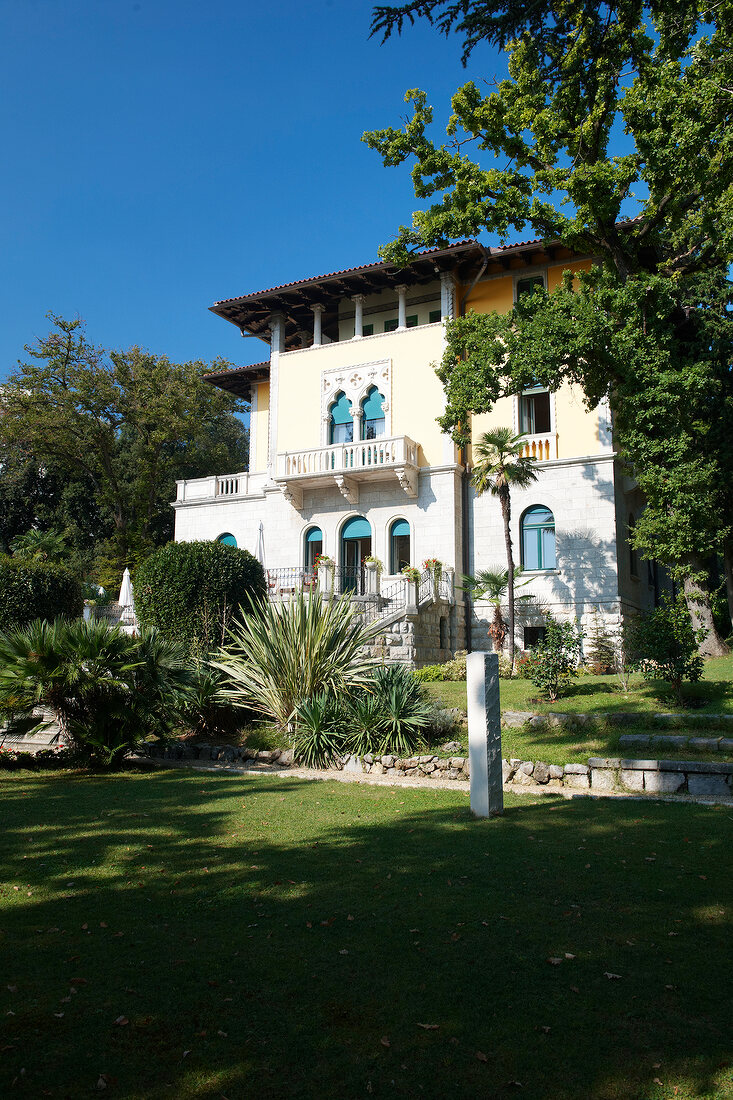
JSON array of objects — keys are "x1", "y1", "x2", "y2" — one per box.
[{"x1": 203, "y1": 361, "x2": 269, "y2": 400}]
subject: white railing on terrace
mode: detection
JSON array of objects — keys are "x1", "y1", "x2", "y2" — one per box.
[
  {"x1": 520, "y1": 433, "x2": 557, "y2": 461},
  {"x1": 175, "y1": 471, "x2": 255, "y2": 503},
  {"x1": 276, "y1": 436, "x2": 418, "y2": 479}
]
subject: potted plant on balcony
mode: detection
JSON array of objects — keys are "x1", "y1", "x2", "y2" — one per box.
[
  {"x1": 314, "y1": 553, "x2": 335, "y2": 598},
  {"x1": 401, "y1": 564, "x2": 420, "y2": 613}
]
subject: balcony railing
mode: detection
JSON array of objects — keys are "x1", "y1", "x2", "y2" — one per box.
[
  {"x1": 175, "y1": 471, "x2": 265, "y2": 504},
  {"x1": 520, "y1": 433, "x2": 557, "y2": 461},
  {"x1": 276, "y1": 436, "x2": 418, "y2": 479}
]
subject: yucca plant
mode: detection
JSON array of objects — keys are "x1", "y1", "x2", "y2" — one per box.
[
  {"x1": 0, "y1": 618, "x2": 192, "y2": 768},
  {"x1": 292, "y1": 691, "x2": 345, "y2": 768},
  {"x1": 364, "y1": 664, "x2": 433, "y2": 757},
  {"x1": 214, "y1": 591, "x2": 377, "y2": 729},
  {"x1": 345, "y1": 691, "x2": 387, "y2": 757}
]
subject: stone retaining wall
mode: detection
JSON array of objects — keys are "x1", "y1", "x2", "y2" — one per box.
[
  {"x1": 503, "y1": 710, "x2": 733, "y2": 731},
  {"x1": 140, "y1": 742, "x2": 733, "y2": 798}
]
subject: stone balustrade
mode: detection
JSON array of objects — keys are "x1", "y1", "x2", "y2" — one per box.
[
  {"x1": 520, "y1": 433, "x2": 557, "y2": 461},
  {"x1": 276, "y1": 435, "x2": 418, "y2": 479}
]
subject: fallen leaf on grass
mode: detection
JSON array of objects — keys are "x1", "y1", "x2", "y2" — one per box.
[
  {"x1": 114, "y1": 1015, "x2": 129, "y2": 1026},
  {"x1": 476, "y1": 1052, "x2": 489, "y2": 1063},
  {"x1": 380, "y1": 1036, "x2": 390, "y2": 1048},
  {"x1": 564, "y1": 953, "x2": 576, "y2": 959},
  {"x1": 416, "y1": 1023, "x2": 439, "y2": 1030},
  {"x1": 603, "y1": 973, "x2": 622, "y2": 980},
  {"x1": 547, "y1": 958, "x2": 562, "y2": 966},
  {"x1": 653, "y1": 1078, "x2": 663, "y2": 1086}
]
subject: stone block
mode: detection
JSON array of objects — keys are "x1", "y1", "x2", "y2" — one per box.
[
  {"x1": 520, "y1": 761, "x2": 534, "y2": 776},
  {"x1": 720, "y1": 739, "x2": 733, "y2": 754},
  {"x1": 618, "y1": 734, "x2": 652, "y2": 748},
  {"x1": 661, "y1": 759, "x2": 733, "y2": 774},
  {"x1": 620, "y1": 769, "x2": 645, "y2": 791},
  {"x1": 502, "y1": 761, "x2": 517, "y2": 783},
  {"x1": 564, "y1": 773, "x2": 590, "y2": 789},
  {"x1": 643, "y1": 771, "x2": 685, "y2": 793},
  {"x1": 257, "y1": 750, "x2": 274, "y2": 764},
  {"x1": 372, "y1": 762, "x2": 385, "y2": 775},
  {"x1": 653, "y1": 735, "x2": 689, "y2": 748},
  {"x1": 591, "y1": 768, "x2": 617, "y2": 790},
  {"x1": 533, "y1": 762, "x2": 550, "y2": 784},
  {"x1": 619, "y1": 758, "x2": 658, "y2": 770},
  {"x1": 588, "y1": 757, "x2": 621, "y2": 768},
  {"x1": 548, "y1": 764, "x2": 564, "y2": 780},
  {"x1": 381, "y1": 755, "x2": 395, "y2": 767},
  {"x1": 688, "y1": 738, "x2": 722, "y2": 751},
  {"x1": 502, "y1": 711, "x2": 534, "y2": 728},
  {"x1": 687, "y1": 774, "x2": 731, "y2": 797},
  {"x1": 564, "y1": 763, "x2": 589, "y2": 775},
  {"x1": 450, "y1": 757, "x2": 465, "y2": 770}
]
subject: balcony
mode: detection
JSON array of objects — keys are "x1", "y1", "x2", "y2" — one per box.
[
  {"x1": 520, "y1": 433, "x2": 557, "y2": 462},
  {"x1": 274, "y1": 435, "x2": 419, "y2": 509},
  {"x1": 174, "y1": 471, "x2": 265, "y2": 505}
]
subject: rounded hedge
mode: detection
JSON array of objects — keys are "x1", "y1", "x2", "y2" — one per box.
[
  {"x1": 0, "y1": 556, "x2": 83, "y2": 630},
  {"x1": 134, "y1": 540, "x2": 266, "y2": 654}
]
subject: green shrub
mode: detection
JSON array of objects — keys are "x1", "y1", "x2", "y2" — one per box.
[
  {"x1": 0, "y1": 618, "x2": 192, "y2": 768},
  {"x1": 215, "y1": 591, "x2": 375, "y2": 729},
  {"x1": 585, "y1": 606, "x2": 616, "y2": 674},
  {"x1": 292, "y1": 692, "x2": 345, "y2": 768},
  {"x1": 526, "y1": 617, "x2": 584, "y2": 701},
  {"x1": 182, "y1": 663, "x2": 248, "y2": 740},
  {"x1": 134, "y1": 541, "x2": 266, "y2": 654},
  {"x1": 443, "y1": 650, "x2": 467, "y2": 680},
  {"x1": 413, "y1": 664, "x2": 446, "y2": 682},
  {"x1": 353, "y1": 664, "x2": 433, "y2": 757},
  {"x1": 625, "y1": 594, "x2": 704, "y2": 706},
  {"x1": 0, "y1": 556, "x2": 82, "y2": 630}
]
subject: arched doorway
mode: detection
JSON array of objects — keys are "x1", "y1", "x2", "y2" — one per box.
[{"x1": 340, "y1": 515, "x2": 371, "y2": 593}]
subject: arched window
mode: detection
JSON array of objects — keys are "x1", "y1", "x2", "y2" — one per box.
[
  {"x1": 628, "y1": 514, "x2": 638, "y2": 577},
  {"x1": 304, "y1": 526, "x2": 323, "y2": 571},
  {"x1": 361, "y1": 386, "x2": 386, "y2": 439},
  {"x1": 216, "y1": 533, "x2": 237, "y2": 547},
  {"x1": 389, "y1": 518, "x2": 410, "y2": 574},
  {"x1": 520, "y1": 506, "x2": 556, "y2": 570},
  {"x1": 340, "y1": 515, "x2": 371, "y2": 592},
  {"x1": 329, "y1": 391, "x2": 353, "y2": 444}
]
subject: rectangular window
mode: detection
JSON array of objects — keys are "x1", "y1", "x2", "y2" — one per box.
[
  {"x1": 524, "y1": 626, "x2": 547, "y2": 648},
  {"x1": 520, "y1": 390, "x2": 551, "y2": 434},
  {"x1": 516, "y1": 275, "x2": 545, "y2": 299},
  {"x1": 362, "y1": 323, "x2": 374, "y2": 336},
  {"x1": 429, "y1": 309, "x2": 442, "y2": 324},
  {"x1": 331, "y1": 421, "x2": 353, "y2": 444},
  {"x1": 384, "y1": 315, "x2": 419, "y2": 332}
]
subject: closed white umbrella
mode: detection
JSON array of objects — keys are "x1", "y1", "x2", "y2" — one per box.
[
  {"x1": 118, "y1": 567, "x2": 134, "y2": 609},
  {"x1": 256, "y1": 522, "x2": 266, "y2": 570}
]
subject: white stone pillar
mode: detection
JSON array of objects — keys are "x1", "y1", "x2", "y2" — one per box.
[
  {"x1": 351, "y1": 406, "x2": 363, "y2": 442},
  {"x1": 312, "y1": 304, "x2": 324, "y2": 347},
  {"x1": 397, "y1": 285, "x2": 408, "y2": 330},
  {"x1": 318, "y1": 561, "x2": 334, "y2": 599},
  {"x1": 267, "y1": 312, "x2": 285, "y2": 473},
  {"x1": 440, "y1": 272, "x2": 455, "y2": 320},
  {"x1": 467, "y1": 652, "x2": 503, "y2": 817},
  {"x1": 364, "y1": 561, "x2": 380, "y2": 597},
  {"x1": 352, "y1": 295, "x2": 364, "y2": 339}
]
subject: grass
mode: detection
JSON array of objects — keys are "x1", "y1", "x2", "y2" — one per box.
[
  {"x1": 1, "y1": 769, "x2": 732, "y2": 1099},
  {"x1": 428, "y1": 653, "x2": 733, "y2": 717}
]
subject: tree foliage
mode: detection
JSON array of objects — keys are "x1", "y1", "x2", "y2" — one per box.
[
  {"x1": 0, "y1": 556, "x2": 83, "y2": 631},
  {"x1": 0, "y1": 315, "x2": 249, "y2": 576},
  {"x1": 365, "y1": 0, "x2": 733, "y2": 650},
  {"x1": 134, "y1": 541, "x2": 266, "y2": 655}
]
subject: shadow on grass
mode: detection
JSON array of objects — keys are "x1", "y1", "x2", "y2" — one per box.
[{"x1": 0, "y1": 769, "x2": 731, "y2": 1100}]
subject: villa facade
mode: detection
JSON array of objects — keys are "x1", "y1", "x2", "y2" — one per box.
[{"x1": 173, "y1": 239, "x2": 663, "y2": 664}]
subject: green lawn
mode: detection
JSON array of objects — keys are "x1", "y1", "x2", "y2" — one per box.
[
  {"x1": 1, "y1": 770, "x2": 732, "y2": 1099},
  {"x1": 429, "y1": 653, "x2": 733, "y2": 717}
]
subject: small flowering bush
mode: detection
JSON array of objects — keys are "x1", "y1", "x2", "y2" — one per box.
[
  {"x1": 314, "y1": 554, "x2": 335, "y2": 570},
  {"x1": 401, "y1": 565, "x2": 420, "y2": 585},
  {"x1": 422, "y1": 558, "x2": 443, "y2": 579},
  {"x1": 362, "y1": 555, "x2": 384, "y2": 574}
]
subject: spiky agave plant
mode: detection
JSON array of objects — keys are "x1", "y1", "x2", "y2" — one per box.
[
  {"x1": 367, "y1": 663, "x2": 433, "y2": 757},
  {"x1": 214, "y1": 591, "x2": 376, "y2": 730},
  {"x1": 292, "y1": 691, "x2": 345, "y2": 768}
]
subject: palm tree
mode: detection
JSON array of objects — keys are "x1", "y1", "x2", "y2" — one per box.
[
  {"x1": 461, "y1": 567, "x2": 532, "y2": 653},
  {"x1": 10, "y1": 528, "x2": 68, "y2": 564},
  {"x1": 471, "y1": 428, "x2": 539, "y2": 670}
]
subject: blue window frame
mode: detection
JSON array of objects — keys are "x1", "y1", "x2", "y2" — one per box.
[
  {"x1": 389, "y1": 518, "x2": 410, "y2": 574},
  {"x1": 521, "y1": 506, "x2": 556, "y2": 570},
  {"x1": 329, "y1": 391, "x2": 353, "y2": 444},
  {"x1": 361, "y1": 386, "x2": 386, "y2": 440},
  {"x1": 304, "y1": 526, "x2": 323, "y2": 571}
]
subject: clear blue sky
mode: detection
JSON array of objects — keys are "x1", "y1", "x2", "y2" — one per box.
[{"x1": 0, "y1": 0, "x2": 504, "y2": 378}]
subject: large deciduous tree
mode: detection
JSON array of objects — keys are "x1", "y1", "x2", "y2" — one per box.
[
  {"x1": 364, "y1": 0, "x2": 733, "y2": 653},
  {"x1": 0, "y1": 315, "x2": 248, "y2": 578}
]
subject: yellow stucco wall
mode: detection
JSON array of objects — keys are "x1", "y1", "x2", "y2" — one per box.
[
  {"x1": 252, "y1": 381, "x2": 269, "y2": 473},
  {"x1": 276, "y1": 325, "x2": 448, "y2": 467}
]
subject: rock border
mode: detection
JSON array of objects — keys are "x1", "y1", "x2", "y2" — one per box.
[
  {"x1": 139, "y1": 742, "x2": 733, "y2": 797},
  {"x1": 502, "y1": 710, "x2": 733, "y2": 730}
]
